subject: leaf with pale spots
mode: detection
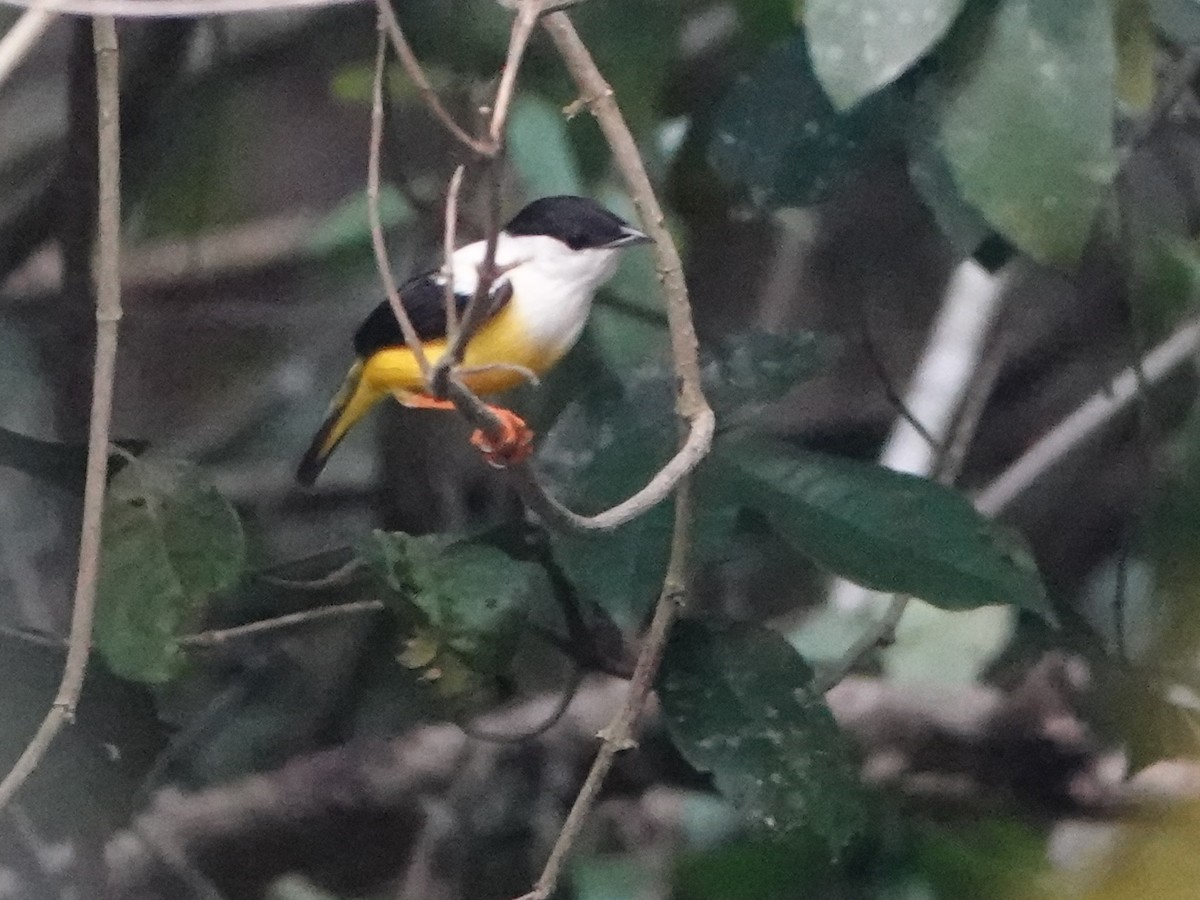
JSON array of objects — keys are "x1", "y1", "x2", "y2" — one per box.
[
  {"x1": 709, "y1": 34, "x2": 901, "y2": 207},
  {"x1": 717, "y1": 436, "x2": 1054, "y2": 620},
  {"x1": 922, "y1": 0, "x2": 1117, "y2": 267},
  {"x1": 94, "y1": 458, "x2": 246, "y2": 684},
  {"x1": 658, "y1": 619, "x2": 866, "y2": 850},
  {"x1": 805, "y1": 0, "x2": 969, "y2": 109}
]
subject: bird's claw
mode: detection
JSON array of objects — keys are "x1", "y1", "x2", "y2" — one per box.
[{"x1": 470, "y1": 407, "x2": 534, "y2": 468}]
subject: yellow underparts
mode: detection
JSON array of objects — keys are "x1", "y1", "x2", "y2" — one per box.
[
  {"x1": 313, "y1": 304, "x2": 558, "y2": 465},
  {"x1": 362, "y1": 303, "x2": 559, "y2": 399}
]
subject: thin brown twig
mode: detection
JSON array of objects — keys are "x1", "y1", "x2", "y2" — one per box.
[
  {"x1": 178, "y1": 599, "x2": 385, "y2": 648},
  {"x1": 368, "y1": 18, "x2": 431, "y2": 384},
  {"x1": 441, "y1": 164, "x2": 466, "y2": 342},
  {"x1": 432, "y1": 0, "x2": 543, "y2": 391},
  {"x1": 372, "y1": 0, "x2": 493, "y2": 155},
  {"x1": 0, "y1": 16, "x2": 121, "y2": 811},
  {"x1": 510, "y1": 12, "x2": 712, "y2": 899}
]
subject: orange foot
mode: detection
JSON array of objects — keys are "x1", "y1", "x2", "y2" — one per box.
[{"x1": 470, "y1": 406, "x2": 534, "y2": 468}]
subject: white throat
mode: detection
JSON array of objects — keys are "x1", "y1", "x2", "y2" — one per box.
[{"x1": 451, "y1": 233, "x2": 621, "y2": 356}]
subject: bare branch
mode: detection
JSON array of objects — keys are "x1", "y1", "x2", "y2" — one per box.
[
  {"x1": 432, "y1": 0, "x2": 543, "y2": 389},
  {"x1": 1, "y1": 0, "x2": 364, "y2": 15},
  {"x1": 178, "y1": 600, "x2": 385, "y2": 648},
  {"x1": 368, "y1": 18, "x2": 431, "y2": 384},
  {"x1": 372, "y1": 0, "x2": 493, "y2": 155},
  {"x1": 976, "y1": 315, "x2": 1200, "y2": 516},
  {"x1": 0, "y1": 8, "x2": 55, "y2": 87},
  {"x1": 510, "y1": 12, "x2": 714, "y2": 898},
  {"x1": 441, "y1": 164, "x2": 466, "y2": 343},
  {"x1": 0, "y1": 15, "x2": 121, "y2": 811},
  {"x1": 507, "y1": 413, "x2": 714, "y2": 532}
]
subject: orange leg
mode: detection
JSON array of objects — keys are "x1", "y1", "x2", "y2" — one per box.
[
  {"x1": 470, "y1": 406, "x2": 534, "y2": 468},
  {"x1": 399, "y1": 392, "x2": 533, "y2": 467}
]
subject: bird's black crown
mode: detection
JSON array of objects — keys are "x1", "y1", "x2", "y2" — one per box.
[{"x1": 504, "y1": 195, "x2": 642, "y2": 251}]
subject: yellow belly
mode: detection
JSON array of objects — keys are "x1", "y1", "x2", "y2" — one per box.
[{"x1": 359, "y1": 303, "x2": 560, "y2": 399}]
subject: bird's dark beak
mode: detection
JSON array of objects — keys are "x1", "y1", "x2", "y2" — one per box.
[{"x1": 606, "y1": 226, "x2": 653, "y2": 248}]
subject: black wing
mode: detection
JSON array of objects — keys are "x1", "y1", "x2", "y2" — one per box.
[{"x1": 353, "y1": 271, "x2": 513, "y2": 358}]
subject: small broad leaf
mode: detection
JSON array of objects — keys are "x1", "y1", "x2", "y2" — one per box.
[
  {"x1": 95, "y1": 459, "x2": 245, "y2": 683},
  {"x1": 658, "y1": 619, "x2": 866, "y2": 850},
  {"x1": 718, "y1": 436, "x2": 1052, "y2": 619},
  {"x1": 804, "y1": 0, "x2": 968, "y2": 109},
  {"x1": 359, "y1": 531, "x2": 548, "y2": 688},
  {"x1": 925, "y1": 0, "x2": 1117, "y2": 266},
  {"x1": 709, "y1": 34, "x2": 901, "y2": 208}
]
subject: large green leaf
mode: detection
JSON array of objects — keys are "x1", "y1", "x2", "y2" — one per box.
[
  {"x1": 658, "y1": 619, "x2": 866, "y2": 850},
  {"x1": 709, "y1": 34, "x2": 900, "y2": 207},
  {"x1": 541, "y1": 331, "x2": 831, "y2": 624},
  {"x1": 95, "y1": 459, "x2": 246, "y2": 683},
  {"x1": 804, "y1": 0, "x2": 968, "y2": 109},
  {"x1": 718, "y1": 437, "x2": 1052, "y2": 618},
  {"x1": 925, "y1": 0, "x2": 1117, "y2": 266}
]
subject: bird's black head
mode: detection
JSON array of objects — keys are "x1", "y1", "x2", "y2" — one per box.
[{"x1": 504, "y1": 195, "x2": 651, "y2": 251}]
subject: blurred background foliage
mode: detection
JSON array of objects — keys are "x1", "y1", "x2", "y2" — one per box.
[{"x1": 3, "y1": 0, "x2": 1200, "y2": 897}]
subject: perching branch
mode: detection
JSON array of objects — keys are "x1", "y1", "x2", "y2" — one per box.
[
  {"x1": 364, "y1": 0, "x2": 714, "y2": 533},
  {"x1": 509, "y1": 12, "x2": 712, "y2": 899},
  {"x1": 0, "y1": 15, "x2": 121, "y2": 811}
]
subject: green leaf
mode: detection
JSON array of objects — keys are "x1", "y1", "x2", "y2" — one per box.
[
  {"x1": 709, "y1": 34, "x2": 901, "y2": 207},
  {"x1": 804, "y1": 0, "x2": 968, "y2": 109},
  {"x1": 95, "y1": 459, "x2": 246, "y2": 683},
  {"x1": 907, "y1": 100, "x2": 993, "y2": 256},
  {"x1": 718, "y1": 436, "x2": 1052, "y2": 619},
  {"x1": 658, "y1": 619, "x2": 866, "y2": 850},
  {"x1": 541, "y1": 331, "x2": 831, "y2": 624},
  {"x1": 925, "y1": 0, "x2": 1117, "y2": 266},
  {"x1": 508, "y1": 93, "x2": 585, "y2": 198},
  {"x1": 540, "y1": 373, "x2": 678, "y2": 625},
  {"x1": 704, "y1": 330, "x2": 838, "y2": 419},
  {"x1": 359, "y1": 531, "x2": 547, "y2": 688}
]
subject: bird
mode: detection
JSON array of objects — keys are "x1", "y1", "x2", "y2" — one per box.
[{"x1": 296, "y1": 195, "x2": 652, "y2": 486}]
